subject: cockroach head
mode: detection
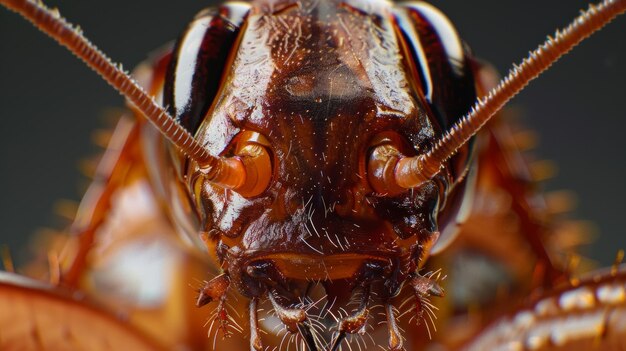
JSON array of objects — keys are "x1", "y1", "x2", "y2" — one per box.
[{"x1": 174, "y1": 1, "x2": 460, "y2": 301}]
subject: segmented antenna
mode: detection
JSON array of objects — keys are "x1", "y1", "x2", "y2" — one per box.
[
  {"x1": 395, "y1": 0, "x2": 626, "y2": 189},
  {"x1": 0, "y1": 0, "x2": 223, "y2": 171}
]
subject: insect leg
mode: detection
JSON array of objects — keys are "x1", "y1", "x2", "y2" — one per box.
[
  {"x1": 435, "y1": 62, "x2": 573, "y2": 299},
  {"x1": 469, "y1": 61, "x2": 571, "y2": 287},
  {"x1": 0, "y1": 272, "x2": 164, "y2": 350},
  {"x1": 422, "y1": 62, "x2": 591, "y2": 349},
  {"x1": 59, "y1": 116, "x2": 141, "y2": 288},
  {"x1": 462, "y1": 266, "x2": 626, "y2": 351}
]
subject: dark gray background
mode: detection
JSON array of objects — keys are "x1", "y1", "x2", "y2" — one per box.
[{"x1": 0, "y1": 0, "x2": 624, "y2": 266}]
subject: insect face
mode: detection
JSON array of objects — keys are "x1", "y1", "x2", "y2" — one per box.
[{"x1": 179, "y1": 0, "x2": 450, "y2": 301}]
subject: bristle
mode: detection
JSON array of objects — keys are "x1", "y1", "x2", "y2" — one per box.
[
  {"x1": 549, "y1": 220, "x2": 596, "y2": 251},
  {"x1": 1, "y1": 246, "x2": 14, "y2": 273},
  {"x1": 91, "y1": 129, "x2": 113, "y2": 148},
  {"x1": 612, "y1": 250, "x2": 625, "y2": 276},
  {"x1": 544, "y1": 190, "x2": 578, "y2": 215},
  {"x1": 528, "y1": 160, "x2": 558, "y2": 181},
  {"x1": 52, "y1": 199, "x2": 78, "y2": 221},
  {"x1": 510, "y1": 130, "x2": 538, "y2": 151},
  {"x1": 100, "y1": 107, "x2": 126, "y2": 126},
  {"x1": 78, "y1": 157, "x2": 99, "y2": 178},
  {"x1": 566, "y1": 253, "x2": 582, "y2": 274},
  {"x1": 47, "y1": 251, "x2": 60, "y2": 285}
]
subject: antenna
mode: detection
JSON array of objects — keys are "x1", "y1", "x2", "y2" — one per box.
[
  {"x1": 392, "y1": 0, "x2": 626, "y2": 189},
  {"x1": 0, "y1": 0, "x2": 265, "y2": 192}
]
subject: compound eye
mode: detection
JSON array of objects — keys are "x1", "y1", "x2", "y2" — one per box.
[
  {"x1": 366, "y1": 132, "x2": 412, "y2": 196},
  {"x1": 164, "y1": 4, "x2": 249, "y2": 134}
]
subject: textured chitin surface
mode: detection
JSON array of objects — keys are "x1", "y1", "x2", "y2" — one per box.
[
  {"x1": 192, "y1": 0, "x2": 445, "y2": 298},
  {"x1": 0, "y1": 273, "x2": 162, "y2": 351}
]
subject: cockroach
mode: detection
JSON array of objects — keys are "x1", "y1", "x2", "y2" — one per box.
[
  {"x1": 0, "y1": 0, "x2": 625, "y2": 350},
  {"x1": 2, "y1": 0, "x2": 624, "y2": 266}
]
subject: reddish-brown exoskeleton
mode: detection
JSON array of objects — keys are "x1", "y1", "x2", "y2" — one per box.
[{"x1": 0, "y1": 0, "x2": 625, "y2": 350}]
